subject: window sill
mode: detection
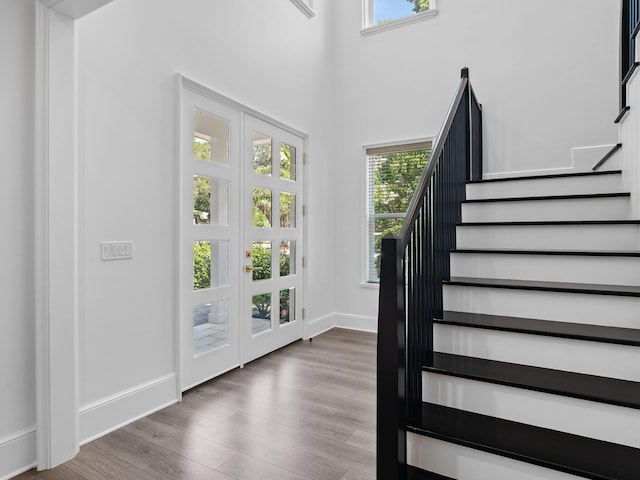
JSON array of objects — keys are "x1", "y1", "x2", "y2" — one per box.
[
  {"x1": 290, "y1": 0, "x2": 315, "y2": 18},
  {"x1": 360, "y1": 281, "x2": 380, "y2": 289},
  {"x1": 361, "y1": 9, "x2": 438, "y2": 36}
]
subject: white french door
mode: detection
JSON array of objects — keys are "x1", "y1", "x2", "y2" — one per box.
[
  {"x1": 179, "y1": 81, "x2": 304, "y2": 391},
  {"x1": 180, "y1": 88, "x2": 242, "y2": 391},
  {"x1": 243, "y1": 115, "x2": 304, "y2": 363}
]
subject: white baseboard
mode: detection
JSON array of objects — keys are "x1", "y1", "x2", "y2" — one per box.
[
  {"x1": 79, "y1": 373, "x2": 178, "y2": 445},
  {"x1": 0, "y1": 427, "x2": 36, "y2": 480},
  {"x1": 334, "y1": 312, "x2": 377, "y2": 333},
  {"x1": 305, "y1": 312, "x2": 335, "y2": 339}
]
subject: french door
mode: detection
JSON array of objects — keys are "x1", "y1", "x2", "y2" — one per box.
[
  {"x1": 243, "y1": 115, "x2": 304, "y2": 363},
  {"x1": 180, "y1": 81, "x2": 304, "y2": 391}
]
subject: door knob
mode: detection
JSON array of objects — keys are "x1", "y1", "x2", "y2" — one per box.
[{"x1": 245, "y1": 265, "x2": 253, "y2": 273}]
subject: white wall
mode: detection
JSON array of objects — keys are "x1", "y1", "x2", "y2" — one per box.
[
  {"x1": 0, "y1": 0, "x2": 37, "y2": 477},
  {"x1": 75, "y1": 0, "x2": 335, "y2": 435},
  {"x1": 620, "y1": 37, "x2": 640, "y2": 235},
  {"x1": 331, "y1": 0, "x2": 620, "y2": 328}
]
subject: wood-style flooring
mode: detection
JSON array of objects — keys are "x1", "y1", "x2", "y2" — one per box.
[{"x1": 15, "y1": 328, "x2": 376, "y2": 480}]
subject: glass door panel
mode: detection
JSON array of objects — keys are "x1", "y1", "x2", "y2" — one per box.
[
  {"x1": 180, "y1": 87, "x2": 241, "y2": 391},
  {"x1": 243, "y1": 115, "x2": 304, "y2": 364}
]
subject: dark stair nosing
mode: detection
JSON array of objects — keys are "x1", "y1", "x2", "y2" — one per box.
[
  {"x1": 409, "y1": 403, "x2": 640, "y2": 480},
  {"x1": 450, "y1": 248, "x2": 640, "y2": 257},
  {"x1": 458, "y1": 219, "x2": 640, "y2": 226},
  {"x1": 461, "y1": 192, "x2": 630, "y2": 204},
  {"x1": 444, "y1": 277, "x2": 640, "y2": 297},
  {"x1": 407, "y1": 465, "x2": 454, "y2": 480},
  {"x1": 423, "y1": 352, "x2": 640, "y2": 409},
  {"x1": 466, "y1": 169, "x2": 621, "y2": 184},
  {"x1": 437, "y1": 311, "x2": 640, "y2": 347}
]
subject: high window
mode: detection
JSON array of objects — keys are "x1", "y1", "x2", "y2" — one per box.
[
  {"x1": 366, "y1": 141, "x2": 431, "y2": 283},
  {"x1": 363, "y1": 0, "x2": 433, "y2": 29}
]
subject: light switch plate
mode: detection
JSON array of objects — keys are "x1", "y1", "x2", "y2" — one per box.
[{"x1": 101, "y1": 241, "x2": 133, "y2": 261}]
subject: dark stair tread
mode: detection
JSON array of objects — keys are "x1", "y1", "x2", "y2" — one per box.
[
  {"x1": 407, "y1": 465, "x2": 454, "y2": 480},
  {"x1": 466, "y1": 170, "x2": 622, "y2": 184},
  {"x1": 461, "y1": 192, "x2": 630, "y2": 204},
  {"x1": 451, "y1": 248, "x2": 640, "y2": 257},
  {"x1": 424, "y1": 352, "x2": 640, "y2": 409},
  {"x1": 437, "y1": 311, "x2": 640, "y2": 347},
  {"x1": 409, "y1": 403, "x2": 640, "y2": 480},
  {"x1": 444, "y1": 277, "x2": 640, "y2": 297}
]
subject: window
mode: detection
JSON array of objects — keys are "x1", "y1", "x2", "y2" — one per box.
[
  {"x1": 366, "y1": 141, "x2": 431, "y2": 283},
  {"x1": 362, "y1": 0, "x2": 437, "y2": 34}
]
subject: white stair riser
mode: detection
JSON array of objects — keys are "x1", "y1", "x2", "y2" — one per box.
[
  {"x1": 466, "y1": 174, "x2": 623, "y2": 200},
  {"x1": 422, "y1": 372, "x2": 640, "y2": 448},
  {"x1": 450, "y1": 253, "x2": 640, "y2": 286},
  {"x1": 443, "y1": 284, "x2": 640, "y2": 329},
  {"x1": 456, "y1": 223, "x2": 640, "y2": 252},
  {"x1": 408, "y1": 433, "x2": 585, "y2": 480},
  {"x1": 434, "y1": 324, "x2": 640, "y2": 382},
  {"x1": 461, "y1": 197, "x2": 630, "y2": 222}
]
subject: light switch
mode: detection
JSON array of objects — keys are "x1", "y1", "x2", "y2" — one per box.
[{"x1": 101, "y1": 241, "x2": 133, "y2": 261}]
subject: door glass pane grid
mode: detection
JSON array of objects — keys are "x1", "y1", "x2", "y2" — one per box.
[
  {"x1": 193, "y1": 240, "x2": 230, "y2": 291},
  {"x1": 193, "y1": 175, "x2": 230, "y2": 226},
  {"x1": 193, "y1": 109, "x2": 230, "y2": 165},
  {"x1": 253, "y1": 133, "x2": 272, "y2": 175},
  {"x1": 252, "y1": 292, "x2": 272, "y2": 335},
  {"x1": 280, "y1": 143, "x2": 296, "y2": 181},
  {"x1": 193, "y1": 299, "x2": 229, "y2": 357},
  {"x1": 279, "y1": 287, "x2": 295, "y2": 324}
]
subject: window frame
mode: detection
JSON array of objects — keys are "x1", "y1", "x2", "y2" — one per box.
[
  {"x1": 361, "y1": 0, "x2": 438, "y2": 36},
  {"x1": 290, "y1": 0, "x2": 315, "y2": 18},
  {"x1": 363, "y1": 139, "x2": 433, "y2": 284}
]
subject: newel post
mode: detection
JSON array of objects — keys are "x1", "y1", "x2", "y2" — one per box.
[{"x1": 377, "y1": 235, "x2": 406, "y2": 480}]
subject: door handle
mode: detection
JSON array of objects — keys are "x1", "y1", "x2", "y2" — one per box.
[{"x1": 245, "y1": 265, "x2": 253, "y2": 273}]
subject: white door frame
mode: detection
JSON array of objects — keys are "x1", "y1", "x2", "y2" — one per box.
[{"x1": 176, "y1": 75, "x2": 308, "y2": 390}]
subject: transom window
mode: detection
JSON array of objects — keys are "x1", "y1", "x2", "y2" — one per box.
[
  {"x1": 366, "y1": 141, "x2": 431, "y2": 283},
  {"x1": 364, "y1": 0, "x2": 431, "y2": 28}
]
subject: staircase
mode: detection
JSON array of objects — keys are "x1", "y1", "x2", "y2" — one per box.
[{"x1": 405, "y1": 169, "x2": 640, "y2": 479}]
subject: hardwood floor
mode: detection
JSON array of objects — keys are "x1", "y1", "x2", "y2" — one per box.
[{"x1": 15, "y1": 328, "x2": 376, "y2": 480}]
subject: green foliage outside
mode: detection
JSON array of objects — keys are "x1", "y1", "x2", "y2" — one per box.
[
  {"x1": 251, "y1": 243, "x2": 292, "y2": 320},
  {"x1": 372, "y1": 148, "x2": 430, "y2": 276},
  {"x1": 193, "y1": 241, "x2": 211, "y2": 290},
  {"x1": 194, "y1": 137, "x2": 211, "y2": 161},
  {"x1": 252, "y1": 142, "x2": 295, "y2": 228},
  {"x1": 193, "y1": 176, "x2": 211, "y2": 224},
  {"x1": 409, "y1": 0, "x2": 429, "y2": 14}
]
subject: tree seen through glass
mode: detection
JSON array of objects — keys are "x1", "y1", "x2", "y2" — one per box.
[{"x1": 372, "y1": 148, "x2": 430, "y2": 278}]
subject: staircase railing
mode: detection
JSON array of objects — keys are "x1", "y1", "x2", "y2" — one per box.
[
  {"x1": 619, "y1": 0, "x2": 640, "y2": 122},
  {"x1": 376, "y1": 68, "x2": 482, "y2": 480}
]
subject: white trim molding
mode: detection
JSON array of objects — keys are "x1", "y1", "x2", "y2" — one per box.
[
  {"x1": 335, "y1": 313, "x2": 377, "y2": 333},
  {"x1": 35, "y1": 1, "x2": 79, "y2": 469},
  {"x1": 0, "y1": 427, "x2": 37, "y2": 480},
  {"x1": 362, "y1": 3, "x2": 438, "y2": 36},
  {"x1": 290, "y1": 0, "x2": 315, "y2": 18},
  {"x1": 305, "y1": 312, "x2": 336, "y2": 339},
  {"x1": 79, "y1": 374, "x2": 178, "y2": 445}
]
